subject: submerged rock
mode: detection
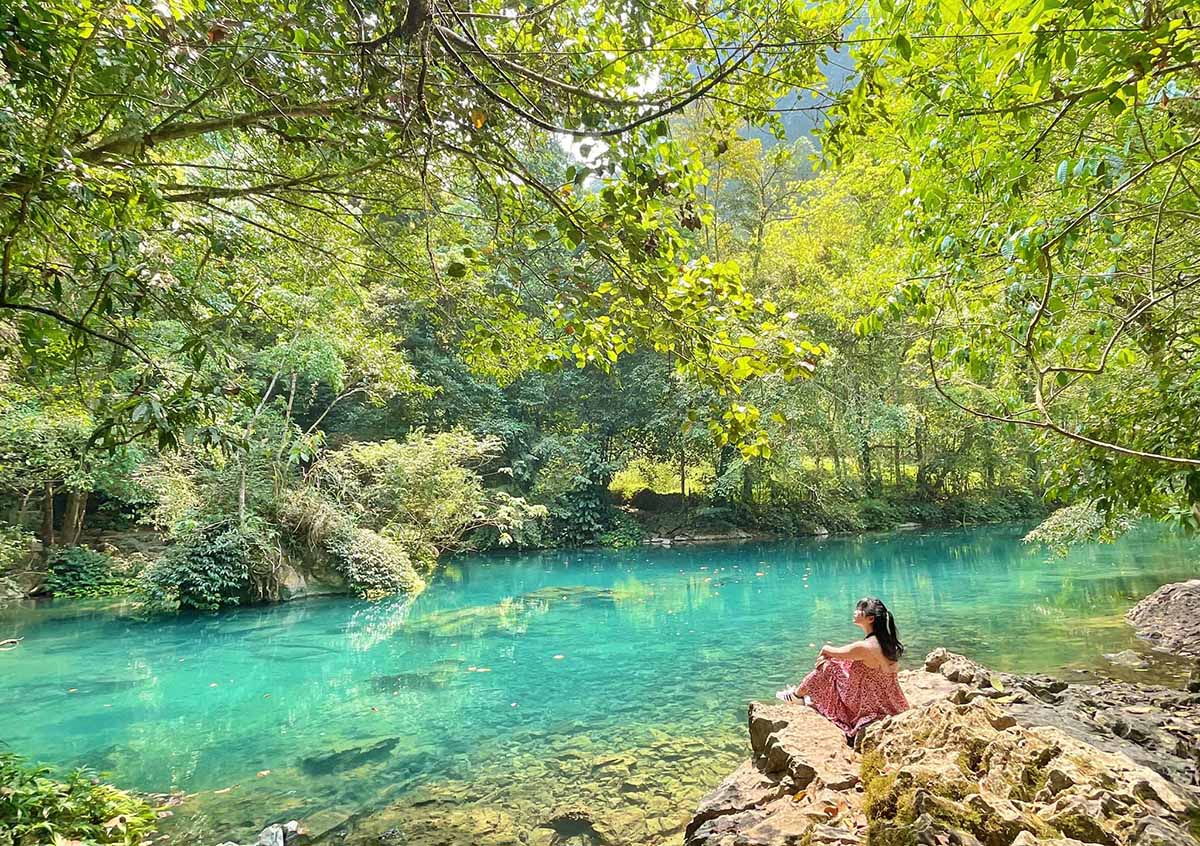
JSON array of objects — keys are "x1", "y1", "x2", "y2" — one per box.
[
  {"x1": 1103, "y1": 649, "x2": 1152, "y2": 670},
  {"x1": 299, "y1": 738, "x2": 399, "y2": 776},
  {"x1": 217, "y1": 820, "x2": 304, "y2": 846},
  {"x1": 687, "y1": 650, "x2": 1200, "y2": 846},
  {"x1": 1127, "y1": 580, "x2": 1200, "y2": 657}
]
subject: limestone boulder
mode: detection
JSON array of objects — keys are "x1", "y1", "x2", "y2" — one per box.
[
  {"x1": 687, "y1": 669, "x2": 956, "y2": 846},
  {"x1": 860, "y1": 697, "x2": 1196, "y2": 845},
  {"x1": 1126, "y1": 580, "x2": 1200, "y2": 657}
]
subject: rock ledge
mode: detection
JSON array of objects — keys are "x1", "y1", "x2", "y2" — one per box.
[{"x1": 685, "y1": 651, "x2": 1200, "y2": 846}]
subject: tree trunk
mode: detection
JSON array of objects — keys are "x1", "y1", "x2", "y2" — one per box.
[
  {"x1": 238, "y1": 463, "x2": 247, "y2": 527},
  {"x1": 856, "y1": 410, "x2": 876, "y2": 497},
  {"x1": 40, "y1": 482, "x2": 56, "y2": 546},
  {"x1": 679, "y1": 443, "x2": 687, "y2": 502},
  {"x1": 915, "y1": 419, "x2": 929, "y2": 496},
  {"x1": 61, "y1": 490, "x2": 89, "y2": 546},
  {"x1": 893, "y1": 443, "x2": 902, "y2": 490},
  {"x1": 741, "y1": 462, "x2": 754, "y2": 505},
  {"x1": 829, "y1": 432, "x2": 843, "y2": 481}
]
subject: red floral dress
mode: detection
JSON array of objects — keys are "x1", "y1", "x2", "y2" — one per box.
[{"x1": 796, "y1": 658, "x2": 909, "y2": 735}]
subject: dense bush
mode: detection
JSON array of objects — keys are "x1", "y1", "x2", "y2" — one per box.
[
  {"x1": 313, "y1": 431, "x2": 547, "y2": 558},
  {"x1": 142, "y1": 522, "x2": 268, "y2": 611},
  {"x1": 326, "y1": 524, "x2": 424, "y2": 597},
  {"x1": 0, "y1": 523, "x2": 35, "y2": 574},
  {"x1": 546, "y1": 487, "x2": 622, "y2": 546},
  {"x1": 0, "y1": 753, "x2": 156, "y2": 846},
  {"x1": 43, "y1": 547, "x2": 134, "y2": 598},
  {"x1": 1024, "y1": 501, "x2": 1137, "y2": 553},
  {"x1": 737, "y1": 485, "x2": 1044, "y2": 539},
  {"x1": 598, "y1": 511, "x2": 645, "y2": 548}
]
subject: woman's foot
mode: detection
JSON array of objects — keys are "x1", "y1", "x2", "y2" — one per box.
[{"x1": 775, "y1": 685, "x2": 801, "y2": 703}]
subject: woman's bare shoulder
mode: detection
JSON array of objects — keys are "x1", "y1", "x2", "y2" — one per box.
[{"x1": 858, "y1": 638, "x2": 890, "y2": 666}]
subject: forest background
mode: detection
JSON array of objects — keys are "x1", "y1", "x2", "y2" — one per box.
[{"x1": 1, "y1": 0, "x2": 1198, "y2": 610}]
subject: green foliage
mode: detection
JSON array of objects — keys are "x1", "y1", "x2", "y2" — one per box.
[
  {"x1": 312, "y1": 430, "x2": 547, "y2": 560},
  {"x1": 0, "y1": 523, "x2": 34, "y2": 574},
  {"x1": 836, "y1": 0, "x2": 1200, "y2": 519},
  {"x1": 43, "y1": 547, "x2": 133, "y2": 599},
  {"x1": 0, "y1": 0, "x2": 848, "y2": 455},
  {"x1": 142, "y1": 522, "x2": 268, "y2": 611},
  {"x1": 325, "y1": 524, "x2": 423, "y2": 599},
  {"x1": 598, "y1": 512, "x2": 646, "y2": 549},
  {"x1": 1024, "y1": 502, "x2": 1139, "y2": 554},
  {"x1": 546, "y1": 488, "x2": 621, "y2": 548},
  {"x1": 0, "y1": 753, "x2": 156, "y2": 846}
]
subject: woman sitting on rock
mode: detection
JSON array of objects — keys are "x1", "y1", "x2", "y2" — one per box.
[{"x1": 776, "y1": 597, "x2": 909, "y2": 746}]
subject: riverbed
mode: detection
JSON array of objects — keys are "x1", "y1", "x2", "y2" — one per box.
[{"x1": 2, "y1": 524, "x2": 1196, "y2": 844}]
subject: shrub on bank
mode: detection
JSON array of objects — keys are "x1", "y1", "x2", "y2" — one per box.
[
  {"x1": 141, "y1": 521, "x2": 262, "y2": 611},
  {"x1": 0, "y1": 753, "x2": 156, "y2": 846},
  {"x1": 326, "y1": 524, "x2": 425, "y2": 597},
  {"x1": 0, "y1": 523, "x2": 36, "y2": 575},
  {"x1": 731, "y1": 486, "x2": 1045, "y2": 538},
  {"x1": 43, "y1": 547, "x2": 136, "y2": 599}
]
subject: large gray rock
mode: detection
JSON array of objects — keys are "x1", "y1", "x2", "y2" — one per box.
[
  {"x1": 861, "y1": 696, "x2": 1196, "y2": 845},
  {"x1": 686, "y1": 669, "x2": 956, "y2": 846},
  {"x1": 688, "y1": 650, "x2": 1200, "y2": 846},
  {"x1": 1127, "y1": 580, "x2": 1200, "y2": 657}
]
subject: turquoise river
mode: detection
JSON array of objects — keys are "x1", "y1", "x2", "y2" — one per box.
[{"x1": 2, "y1": 525, "x2": 1198, "y2": 845}]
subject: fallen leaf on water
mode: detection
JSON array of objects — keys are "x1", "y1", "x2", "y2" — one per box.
[
  {"x1": 67, "y1": 688, "x2": 78, "y2": 693},
  {"x1": 263, "y1": 694, "x2": 271, "y2": 699},
  {"x1": 256, "y1": 770, "x2": 271, "y2": 778},
  {"x1": 371, "y1": 707, "x2": 378, "y2": 712},
  {"x1": 553, "y1": 654, "x2": 565, "y2": 660},
  {"x1": 209, "y1": 683, "x2": 218, "y2": 688},
  {"x1": 755, "y1": 572, "x2": 765, "y2": 577},
  {"x1": 476, "y1": 667, "x2": 491, "y2": 673},
  {"x1": 213, "y1": 785, "x2": 238, "y2": 795}
]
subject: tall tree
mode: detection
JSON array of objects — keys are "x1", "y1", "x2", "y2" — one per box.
[{"x1": 837, "y1": 0, "x2": 1200, "y2": 523}]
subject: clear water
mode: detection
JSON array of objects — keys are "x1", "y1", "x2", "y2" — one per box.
[{"x1": 2, "y1": 525, "x2": 1197, "y2": 844}]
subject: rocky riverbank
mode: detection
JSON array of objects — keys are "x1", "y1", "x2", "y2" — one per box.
[{"x1": 686, "y1": 646, "x2": 1200, "y2": 845}]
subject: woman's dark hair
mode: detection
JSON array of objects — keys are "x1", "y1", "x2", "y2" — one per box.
[{"x1": 857, "y1": 597, "x2": 905, "y2": 662}]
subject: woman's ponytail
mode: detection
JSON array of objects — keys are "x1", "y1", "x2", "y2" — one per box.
[{"x1": 857, "y1": 597, "x2": 905, "y2": 662}]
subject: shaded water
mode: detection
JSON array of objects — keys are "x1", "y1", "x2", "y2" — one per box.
[{"x1": 2, "y1": 525, "x2": 1197, "y2": 844}]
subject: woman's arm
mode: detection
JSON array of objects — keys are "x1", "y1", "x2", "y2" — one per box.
[{"x1": 819, "y1": 640, "x2": 874, "y2": 662}]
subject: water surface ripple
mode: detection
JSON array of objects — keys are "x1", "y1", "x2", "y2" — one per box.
[{"x1": 2, "y1": 525, "x2": 1196, "y2": 843}]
